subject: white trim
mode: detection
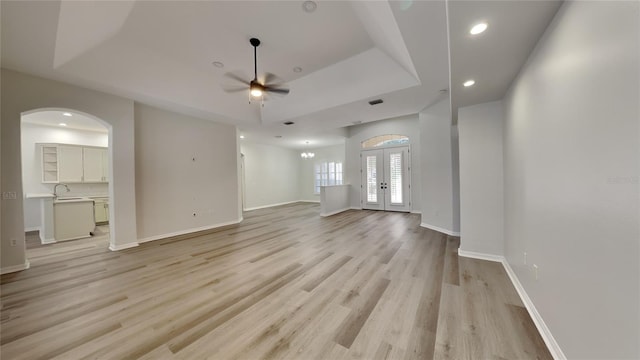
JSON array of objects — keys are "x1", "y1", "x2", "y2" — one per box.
[
  {"x1": 137, "y1": 218, "x2": 243, "y2": 244},
  {"x1": 320, "y1": 207, "x2": 350, "y2": 217},
  {"x1": 1, "y1": 260, "x2": 31, "y2": 275},
  {"x1": 109, "y1": 242, "x2": 139, "y2": 251},
  {"x1": 458, "y1": 249, "x2": 505, "y2": 263},
  {"x1": 24, "y1": 226, "x2": 40, "y2": 232},
  {"x1": 502, "y1": 261, "x2": 566, "y2": 360},
  {"x1": 350, "y1": 206, "x2": 362, "y2": 210},
  {"x1": 457, "y1": 249, "x2": 566, "y2": 360},
  {"x1": 419, "y1": 222, "x2": 460, "y2": 236},
  {"x1": 41, "y1": 237, "x2": 56, "y2": 244},
  {"x1": 244, "y1": 200, "x2": 300, "y2": 211},
  {"x1": 299, "y1": 200, "x2": 320, "y2": 204},
  {"x1": 410, "y1": 210, "x2": 422, "y2": 215}
]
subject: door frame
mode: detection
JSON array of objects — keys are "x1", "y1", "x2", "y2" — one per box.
[{"x1": 360, "y1": 144, "x2": 411, "y2": 212}]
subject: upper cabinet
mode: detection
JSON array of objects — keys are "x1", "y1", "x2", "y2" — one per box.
[
  {"x1": 40, "y1": 144, "x2": 108, "y2": 183},
  {"x1": 83, "y1": 147, "x2": 108, "y2": 182}
]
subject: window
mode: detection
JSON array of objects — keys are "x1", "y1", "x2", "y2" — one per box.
[
  {"x1": 314, "y1": 161, "x2": 343, "y2": 194},
  {"x1": 361, "y1": 134, "x2": 409, "y2": 149}
]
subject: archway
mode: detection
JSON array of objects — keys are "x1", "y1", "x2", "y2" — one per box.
[{"x1": 20, "y1": 108, "x2": 116, "y2": 251}]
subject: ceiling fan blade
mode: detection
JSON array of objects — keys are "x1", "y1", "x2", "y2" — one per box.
[
  {"x1": 222, "y1": 86, "x2": 248, "y2": 93},
  {"x1": 262, "y1": 72, "x2": 285, "y2": 86},
  {"x1": 223, "y1": 72, "x2": 250, "y2": 85},
  {"x1": 264, "y1": 86, "x2": 290, "y2": 95}
]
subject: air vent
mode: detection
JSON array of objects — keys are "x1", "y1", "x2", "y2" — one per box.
[
  {"x1": 283, "y1": 121, "x2": 295, "y2": 125},
  {"x1": 368, "y1": 99, "x2": 383, "y2": 106}
]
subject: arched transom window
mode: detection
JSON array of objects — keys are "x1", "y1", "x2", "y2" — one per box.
[{"x1": 361, "y1": 134, "x2": 409, "y2": 149}]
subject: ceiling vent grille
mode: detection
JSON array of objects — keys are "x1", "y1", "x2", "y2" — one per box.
[{"x1": 368, "y1": 99, "x2": 383, "y2": 106}]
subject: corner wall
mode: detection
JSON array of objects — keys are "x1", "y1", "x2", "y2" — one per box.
[
  {"x1": 458, "y1": 101, "x2": 504, "y2": 256},
  {"x1": 240, "y1": 142, "x2": 300, "y2": 210},
  {"x1": 419, "y1": 98, "x2": 459, "y2": 234},
  {"x1": 503, "y1": 1, "x2": 639, "y2": 358}
]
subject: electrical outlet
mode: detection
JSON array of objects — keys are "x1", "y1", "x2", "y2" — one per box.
[
  {"x1": 523, "y1": 252, "x2": 527, "y2": 265},
  {"x1": 2, "y1": 192, "x2": 17, "y2": 200},
  {"x1": 533, "y1": 264, "x2": 539, "y2": 280},
  {"x1": 10, "y1": 239, "x2": 17, "y2": 246}
]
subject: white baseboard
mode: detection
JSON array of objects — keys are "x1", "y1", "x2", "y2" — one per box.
[
  {"x1": 24, "y1": 226, "x2": 40, "y2": 232},
  {"x1": 502, "y1": 261, "x2": 566, "y2": 360},
  {"x1": 244, "y1": 200, "x2": 301, "y2": 211},
  {"x1": 350, "y1": 206, "x2": 361, "y2": 210},
  {"x1": 299, "y1": 200, "x2": 320, "y2": 204},
  {"x1": 457, "y1": 249, "x2": 566, "y2": 360},
  {"x1": 457, "y1": 249, "x2": 505, "y2": 263},
  {"x1": 419, "y1": 222, "x2": 460, "y2": 236},
  {"x1": 320, "y1": 207, "x2": 350, "y2": 217},
  {"x1": 41, "y1": 237, "x2": 56, "y2": 244},
  {"x1": 1, "y1": 260, "x2": 31, "y2": 275},
  {"x1": 109, "y1": 242, "x2": 139, "y2": 251},
  {"x1": 410, "y1": 211, "x2": 422, "y2": 215},
  {"x1": 137, "y1": 218, "x2": 244, "y2": 244}
]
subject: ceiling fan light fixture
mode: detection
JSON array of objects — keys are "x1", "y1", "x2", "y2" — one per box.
[{"x1": 250, "y1": 88, "x2": 263, "y2": 97}]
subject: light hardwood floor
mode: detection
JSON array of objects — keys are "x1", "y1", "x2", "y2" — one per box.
[{"x1": 1, "y1": 203, "x2": 551, "y2": 359}]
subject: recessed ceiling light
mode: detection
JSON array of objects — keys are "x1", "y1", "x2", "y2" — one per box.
[
  {"x1": 275, "y1": 135, "x2": 283, "y2": 138},
  {"x1": 302, "y1": 1, "x2": 317, "y2": 13},
  {"x1": 470, "y1": 23, "x2": 488, "y2": 35},
  {"x1": 463, "y1": 80, "x2": 476, "y2": 87},
  {"x1": 212, "y1": 61, "x2": 224, "y2": 68},
  {"x1": 240, "y1": 135, "x2": 245, "y2": 139},
  {"x1": 283, "y1": 121, "x2": 295, "y2": 125},
  {"x1": 293, "y1": 67, "x2": 302, "y2": 73},
  {"x1": 62, "y1": 112, "x2": 72, "y2": 117},
  {"x1": 59, "y1": 123, "x2": 67, "y2": 127}
]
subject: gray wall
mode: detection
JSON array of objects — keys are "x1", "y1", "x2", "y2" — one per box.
[
  {"x1": 503, "y1": 1, "x2": 639, "y2": 358},
  {"x1": 345, "y1": 114, "x2": 421, "y2": 212},
  {"x1": 419, "y1": 98, "x2": 459, "y2": 234},
  {"x1": 458, "y1": 101, "x2": 504, "y2": 256},
  {"x1": 135, "y1": 103, "x2": 240, "y2": 241},
  {"x1": 240, "y1": 142, "x2": 300, "y2": 210}
]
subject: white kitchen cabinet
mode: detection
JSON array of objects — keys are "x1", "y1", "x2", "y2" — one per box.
[
  {"x1": 83, "y1": 147, "x2": 108, "y2": 182},
  {"x1": 93, "y1": 198, "x2": 109, "y2": 224},
  {"x1": 39, "y1": 144, "x2": 108, "y2": 184},
  {"x1": 58, "y1": 145, "x2": 84, "y2": 183},
  {"x1": 54, "y1": 198, "x2": 95, "y2": 241}
]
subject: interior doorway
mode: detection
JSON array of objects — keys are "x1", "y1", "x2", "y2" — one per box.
[
  {"x1": 361, "y1": 145, "x2": 411, "y2": 212},
  {"x1": 20, "y1": 109, "x2": 113, "y2": 253}
]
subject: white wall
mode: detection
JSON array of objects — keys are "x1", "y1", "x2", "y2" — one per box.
[
  {"x1": 345, "y1": 114, "x2": 421, "y2": 211},
  {"x1": 503, "y1": 1, "x2": 639, "y2": 358},
  {"x1": 1, "y1": 69, "x2": 137, "y2": 270},
  {"x1": 21, "y1": 123, "x2": 109, "y2": 230},
  {"x1": 241, "y1": 142, "x2": 300, "y2": 210},
  {"x1": 458, "y1": 101, "x2": 504, "y2": 255},
  {"x1": 419, "y1": 98, "x2": 459, "y2": 234},
  {"x1": 299, "y1": 144, "x2": 346, "y2": 202},
  {"x1": 135, "y1": 104, "x2": 240, "y2": 241}
]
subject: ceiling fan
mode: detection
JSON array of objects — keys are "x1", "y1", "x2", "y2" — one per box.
[{"x1": 223, "y1": 38, "x2": 290, "y2": 101}]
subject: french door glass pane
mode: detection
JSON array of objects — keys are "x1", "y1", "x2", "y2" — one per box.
[
  {"x1": 389, "y1": 153, "x2": 402, "y2": 204},
  {"x1": 366, "y1": 155, "x2": 377, "y2": 202}
]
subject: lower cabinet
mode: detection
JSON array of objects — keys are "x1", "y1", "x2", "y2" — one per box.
[{"x1": 93, "y1": 198, "x2": 109, "y2": 224}]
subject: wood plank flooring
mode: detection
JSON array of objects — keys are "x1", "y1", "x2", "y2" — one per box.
[{"x1": 1, "y1": 203, "x2": 552, "y2": 359}]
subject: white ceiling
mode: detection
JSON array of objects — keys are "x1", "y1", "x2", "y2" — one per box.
[{"x1": 1, "y1": 0, "x2": 562, "y2": 149}]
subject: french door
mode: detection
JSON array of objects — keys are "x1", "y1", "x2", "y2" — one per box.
[{"x1": 361, "y1": 146, "x2": 410, "y2": 212}]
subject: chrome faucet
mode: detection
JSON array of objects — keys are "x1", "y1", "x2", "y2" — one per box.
[{"x1": 54, "y1": 183, "x2": 70, "y2": 197}]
